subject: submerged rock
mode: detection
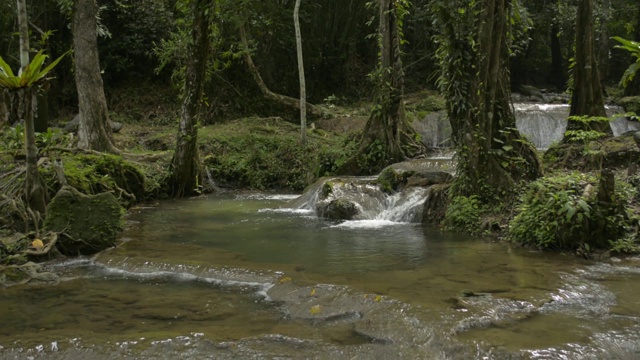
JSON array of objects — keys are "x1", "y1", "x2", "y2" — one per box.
[
  {"x1": 0, "y1": 262, "x2": 59, "y2": 287},
  {"x1": 44, "y1": 187, "x2": 124, "y2": 255}
]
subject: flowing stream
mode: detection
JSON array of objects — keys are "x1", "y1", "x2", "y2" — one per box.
[{"x1": 2, "y1": 193, "x2": 640, "y2": 359}]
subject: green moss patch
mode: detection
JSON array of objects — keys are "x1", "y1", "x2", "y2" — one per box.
[{"x1": 199, "y1": 117, "x2": 357, "y2": 191}]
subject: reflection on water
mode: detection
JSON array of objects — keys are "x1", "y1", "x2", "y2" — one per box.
[{"x1": 1, "y1": 193, "x2": 640, "y2": 359}]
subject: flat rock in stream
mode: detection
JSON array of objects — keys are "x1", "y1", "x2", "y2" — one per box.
[{"x1": 0, "y1": 262, "x2": 59, "y2": 287}]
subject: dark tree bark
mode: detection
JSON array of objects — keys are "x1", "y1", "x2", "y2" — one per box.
[
  {"x1": 550, "y1": 16, "x2": 566, "y2": 90},
  {"x1": 564, "y1": 0, "x2": 609, "y2": 138},
  {"x1": 597, "y1": 0, "x2": 610, "y2": 87},
  {"x1": 338, "y1": 0, "x2": 424, "y2": 175},
  {"x1": 167, "y1": 0, "x2": 211, "y2": 197},
  {"x1": 17, "y1": 0, "x2": 47, "y2": 216},
  {"x1": 73, "y1": 0, "x2": 118, "y2": 153},
  {"x1": 434, "y1": 0, "x2": 542, "y2": 201}
]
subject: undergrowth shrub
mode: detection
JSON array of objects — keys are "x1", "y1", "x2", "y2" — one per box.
[
  {"x1": 442, "y1": 195, "x2": 487, "y2": 235},
  {"x1": 200, "y1": 118, "x2": 357, "y2": 190},
  {"x1": 508, "y1": 172, "x2": 636, "y2": 251}
]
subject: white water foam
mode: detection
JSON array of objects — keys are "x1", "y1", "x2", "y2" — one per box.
[
  {"x1": 258, "y1": 208, "x2": 314, "y2": 215},
  {"x1": 239, "y1": 194, "x2": 300, "y2": 201},
  {"x1": 331, "y1": 219, "x2": 408, "y2": 229}
]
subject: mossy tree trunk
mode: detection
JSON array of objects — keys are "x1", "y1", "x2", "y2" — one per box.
[
  {"x1": 433, "y1": 0, "x2": 542, "y2": 202},
  {"x1": 73, "y1": 0, "x2": 119, "y2": 154},
  {"x1": 339, "y1": 0, "x2": 424, "y2": 175},
  {"x1": 564, "y1": 0, "x2": 610, "y2": 138},
  {"x1": 167, "y1": 0, "x2": 211, "y2": 197}
]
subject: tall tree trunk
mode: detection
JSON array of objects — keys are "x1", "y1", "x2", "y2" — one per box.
[
  {"x1": 597, "y1": 0, "x2": 610, "y2": 87},
  {"x1": 17, "y1": 0, "x2": 47, "y2": 216},
  {"x1": 73, "y1": 0, "x2": 118, "y2": 153},
  {"x1": 293, "y1": 0, "x2": 307, "y2": 144},
  {"x1": 564, "y1": 0, "x2": 609, "y2": 138},
  {"x1": 550, "y1": 12, "x2": 566, "y2": 90},
  {"x1": 167, "y1": 0, "x2": 210, "y2": 197},
  {"x1": 338, "y1": 0, "x2": 424, "y2": 175},
  {"x1": 434, "y1": 0, "x2": 542, "y2": 201}
]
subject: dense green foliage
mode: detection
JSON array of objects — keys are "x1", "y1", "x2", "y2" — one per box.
[
  {"x1": 200, "y1": 117, "x2": 357, "y2": 190},
  {"x1": 509, "y1": 172, "x2": 635, "y2": 251}
]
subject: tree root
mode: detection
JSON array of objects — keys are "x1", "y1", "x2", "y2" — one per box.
[{"x1": 24, "y1": 232, "x2": 57, "y2": 256}]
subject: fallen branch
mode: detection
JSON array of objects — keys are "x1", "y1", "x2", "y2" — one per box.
[{"x1": 239, "y1": 24, "x2": 326, "y2": 119}]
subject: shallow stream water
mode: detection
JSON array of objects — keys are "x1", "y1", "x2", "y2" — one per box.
[{"x1": 1, "y1": 193, "x2": 640, "y2": 359}]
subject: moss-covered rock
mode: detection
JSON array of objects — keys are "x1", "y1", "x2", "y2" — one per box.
[
  {"x1": 376, "y1": 168, "x2": 407, "y2": 194},
  {"x1": 544, "y1": 133, "x2": 640, "y2": 171},
  {"x1": 44, "y1": 187, "x2": 124, "y2": 255},
  {"x1": 618, "y1": 96, "x2": 640, "y2": 114},
  {"x1": 45, "y1": 154, "x2": 146, "y2": 207},
  {"x1": 317, "y1": 198, "x2": 360, "y2": 220}
]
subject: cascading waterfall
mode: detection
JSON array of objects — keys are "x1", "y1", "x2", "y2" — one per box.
[
  {"x1": 289, "y1": 177, "x2": 430, "y2": 224},
  {"x1": 414, "y1": 103, "x2": 633, "y2": 149}
]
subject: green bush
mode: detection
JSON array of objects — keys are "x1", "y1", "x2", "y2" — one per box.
[{"x1": 508, "y1": 172, "x2": 636, "y2": 251}]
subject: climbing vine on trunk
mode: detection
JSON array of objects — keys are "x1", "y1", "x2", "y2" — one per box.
[
  {"x1": 339, "y1": 0, "x2": 424, "y2": 175},
  {"x1": 432, "y1": 0, "x2": 542, "y2": 203}
]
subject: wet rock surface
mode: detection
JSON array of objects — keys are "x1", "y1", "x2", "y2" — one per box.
[
  {"x1": 0, "y1": 261, "x2": 59, "y2": 286},
  {"x1": 44, "y1": 187, "x2": 124, "y2": 255}
]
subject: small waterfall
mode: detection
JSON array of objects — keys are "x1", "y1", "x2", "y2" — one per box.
[
  {"x1": 378, "y1": 187, "x2": 430, "y2": 223},
  {"x1": 289, "y1": 177, "x2": 429, "y2": 223},
  {"x1": 204, "y1": 168, "x2": 222, "y2": 192},
  {"x1": 514, "y1": 104, "x2": 570, "y2": 149}
]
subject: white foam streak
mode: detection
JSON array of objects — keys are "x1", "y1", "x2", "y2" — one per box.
[{"x1": 331, "y1": 219, "x2": 407, "y2": 229}]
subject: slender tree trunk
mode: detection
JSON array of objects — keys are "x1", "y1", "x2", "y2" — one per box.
[
  {"x1": 17, "y1": 0, "x2": 47, "y2": 215},
  {"x1": 294, "y1": 0, "x2": 307, "y2": 144},
  {"x1": 168, "y1": 0, "x2": 210, "y2": 197},
  {"x1": 564, "y1": 0, "x2": 609, "y2": 138},
  {"x1": 338, "y1": 0, "x2": 424, "y2": 175},
  {"x1": 73, "y1": 0, "x2": 118, "y2": 153}
]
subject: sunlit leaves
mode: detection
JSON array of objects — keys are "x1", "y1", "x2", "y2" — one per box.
[
  {"x1": 0, "y1": 50, "x2": 68, "y2": 90},
  {"x1": 612, "y1": 36, "x2": 640, "y2": 88}
]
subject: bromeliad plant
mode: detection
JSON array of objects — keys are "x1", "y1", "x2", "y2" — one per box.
[
  {"x1": 0, "y1": 50, "x2": 67, "y2": 90},
  {"x1": 0, "y1": 50, "x2": 67, "y2": 221}
]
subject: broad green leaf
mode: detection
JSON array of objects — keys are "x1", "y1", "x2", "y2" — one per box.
[{"x1": 0, "y1": 56, "x2": 16, "y2": 77}]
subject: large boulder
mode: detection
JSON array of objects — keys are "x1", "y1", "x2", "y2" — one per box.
[
  {"x1": 618, "y1": 96, "x2": 640, "y2": 115},
  {"x1": 44, "y1": 187, "x2": 124, "y2": 255}
]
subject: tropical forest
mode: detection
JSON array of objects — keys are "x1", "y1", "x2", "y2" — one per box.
[{"x1": 2, "y1": 0, "x2": 640, "y2": 358}]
